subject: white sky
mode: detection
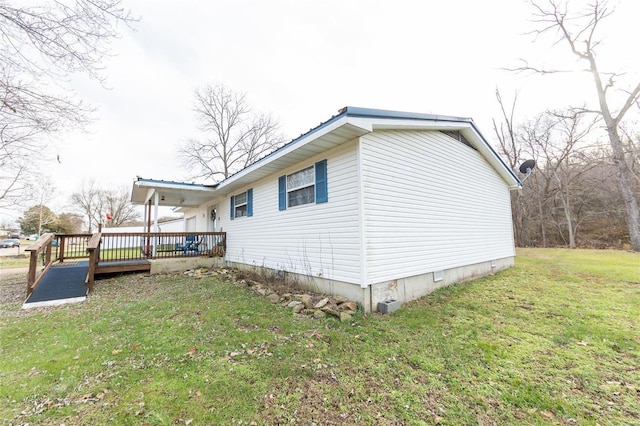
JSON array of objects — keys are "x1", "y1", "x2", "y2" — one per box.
[{"x1": 5, "y1": 0, "x2": 640, "y2": 223}]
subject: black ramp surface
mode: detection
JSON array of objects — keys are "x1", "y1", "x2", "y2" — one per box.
[{"x1": 26, "y1": 261, "x2": 89, "y2": 304}]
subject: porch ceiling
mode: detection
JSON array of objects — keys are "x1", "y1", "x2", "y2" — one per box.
[{"x1": 130, "y1": 179, "x2": 217, "y2": 208}]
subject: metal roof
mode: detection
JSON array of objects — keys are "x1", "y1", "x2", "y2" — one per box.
[{"x1": 130, "y1": 106, "x2": 522, "y2": 207}]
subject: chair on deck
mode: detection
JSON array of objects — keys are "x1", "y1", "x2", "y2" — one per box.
[{"x1": 175, "y1": 235, "x2": 202, "y2": 253}]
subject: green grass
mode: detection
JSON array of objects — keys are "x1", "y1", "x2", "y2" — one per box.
[
  {"x1": 1, "y1": 248, "x2": 638, "y2": 425},
  {"x1": 0, "y1": 254, "x2": 29, "y2": 269}
]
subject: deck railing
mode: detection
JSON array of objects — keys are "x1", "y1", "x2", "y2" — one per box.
[
  {"x1": 100, "y1": 232, "x2": 226, "y2": 261},
  {"x1": 24, "y1": 233, "x2": 57, "y2": 297},
  {"x1": 26, "y1": 232, "x2": 227, "y2": 296},
  {"x1": 56, "y1": 233, "x2": 93, "y2": 261}
]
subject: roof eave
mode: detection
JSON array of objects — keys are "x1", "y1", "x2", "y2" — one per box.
[
  {"x1": 215, "y1": 115, "x2": 372, "y2": 195},
  {"x1": 130, "y1": 179, "x2": 218, "y2": 207}
]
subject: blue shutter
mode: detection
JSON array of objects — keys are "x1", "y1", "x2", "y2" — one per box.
[
  {"x1": 247, "y1": 188, "x2": 253, "y2": 217},
  {"x1": 230, "y1": 195, "x2": 235, "y2": 220},
  {"x1": 278, "y1": 175, "x2": 286, "y2": 211},
  {"x1": 315, "y1": 159, "x2": 328, "y2": 204}
]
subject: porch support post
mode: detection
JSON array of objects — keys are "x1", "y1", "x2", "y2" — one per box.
[
  {"x1": 145, "y1": 199, "x2": 151, "y2": 257},
  {"x1": 153, "y1": 192, "x2": 159, "y2": 232},
  {"x1": 146, "y1": 199, "x2": 151, "y2": 232},
  {"x1": 152, "y1": 192, "x2": 159, "y2": 256}
]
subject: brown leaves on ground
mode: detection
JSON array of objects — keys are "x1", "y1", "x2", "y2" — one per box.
[{"x1": 0, "y1": 271, "x2": 27, "y2": 306}]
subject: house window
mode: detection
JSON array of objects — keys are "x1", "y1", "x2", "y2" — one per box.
[
  {"x1": 230, "y1": 188, "x2": 253, "y2": 220},
  {"x1": 278, "y1": 160, "x2": 327, "y2": 211},
  {"x1": 234, "y1": 191, "x2": 248, "y2": 217},
  {"x1": 287, "y1": 165, "x2": 315, "y2": 207}
]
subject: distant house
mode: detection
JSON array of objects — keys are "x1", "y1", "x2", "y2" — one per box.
[
  {"x1": 101, "y1": 218, "x2": 185, "y2": 234},
  {"x1": 131, "y1": 107, "x2": 521, "y2": 312}
]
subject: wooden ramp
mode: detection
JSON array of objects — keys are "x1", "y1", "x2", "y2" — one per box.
[
  {"x1": 22, "y1": 259, "x2": 151, "y2": 310},
  {"x1": 23, "y1": 261, "x2": 89, "y2": 309}
]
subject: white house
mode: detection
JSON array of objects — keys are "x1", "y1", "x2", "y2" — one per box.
[
  {"x1": 131, "y1": 107, "x2": 521, "y2": 312},
  {"x1": 101, "y1": 218, "x2": 185, "y2": 234}
]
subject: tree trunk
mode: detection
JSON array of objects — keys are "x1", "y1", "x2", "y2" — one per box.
[
  {"x1": 537, "y1": 196, "x2": 547, "y2": 247},
  {"x1": 521, "y1": 209, "x2": 530, "y2": 246},
  {"x1": 610, "y1": 130, "x2": 640, "y2": 251},
  {"x1": 599, "y1": 115, "x2": 640, "y2": 251},
  {"x1": 589, "y1": 57, "x2": 640, "y2": 251},
  {"x1": 561, "y1": 197, "x2": 576, "y2": 249}
]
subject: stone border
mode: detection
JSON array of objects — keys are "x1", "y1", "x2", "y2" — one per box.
[{"x1": 183, "y1": 266, "x2": 360, "y2": 322}]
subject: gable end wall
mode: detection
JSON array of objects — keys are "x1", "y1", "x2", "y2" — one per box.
[{"x1": 360, "y1": 129, "x2": 516, "y2": 285}]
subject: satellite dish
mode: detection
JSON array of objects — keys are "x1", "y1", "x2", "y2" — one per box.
[{"x1": 519, "y1": 159, "x2": 536, "y2": 175}]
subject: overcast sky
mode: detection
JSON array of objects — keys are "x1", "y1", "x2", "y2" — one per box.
[{"x1": 9, "y1": 0, "x2": 640, "y2": 222}]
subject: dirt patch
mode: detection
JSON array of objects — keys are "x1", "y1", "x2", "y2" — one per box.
[{"x1": 0, "y1": 270, "x2": 27, "y2": 305}]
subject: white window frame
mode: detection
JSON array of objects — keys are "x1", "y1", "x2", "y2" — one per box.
[
  {"x1": 286, "y1": 165, "x2": 315, "y2": 208},
  {"x1": 234, "y1": 191, "x2": 248, "y2": 218}
]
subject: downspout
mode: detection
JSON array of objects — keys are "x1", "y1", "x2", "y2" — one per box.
[{"x1": 356, "y1": 136, "x2": 370, "y2": 312}]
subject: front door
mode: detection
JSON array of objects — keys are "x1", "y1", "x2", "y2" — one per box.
[{"x1": 208, "y1": 205, "x2": 218, "y2": 232}]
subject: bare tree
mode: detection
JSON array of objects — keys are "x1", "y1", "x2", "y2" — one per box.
[
  {"x1": 0, "y1": 1, "x2": 136, "y2": 210},
  {"x1": 71, "y1": 180, "x2": 139, "y2": 232},
  {"x1": 102, "y1": 185, "x2": 140, "y2": 228},
  {"x1": 179, "y1": 83, "x2": 285, "y2": 182},
  {"x1": 512, "y1": 0, "x2": 640, "y2": 251},
  {"x1": 493, "y1": 89, "x2": 534, "y2": 246},
  {"x1": 620, "y1": 125, "x2": 640, "y2": 184},
  {"x1": 546, "y1": 111, "x2": 599, "y2": 248},
  {"x1": 70, "y1": 179, "x2": 101, "y2": 232}
]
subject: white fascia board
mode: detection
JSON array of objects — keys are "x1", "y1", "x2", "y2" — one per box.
[
  {"x1": 368, "y1": 117, "x2": 468, "y2": 131},
  {"x1": 135, "y1": 180, "x2": 216, "y2": 193},
  {"x1": 217, "y1": 115, "x2": 371, "y2": 190},
  {"x1": 345, "y1": 116, "x2": 373, "y2": 132}
]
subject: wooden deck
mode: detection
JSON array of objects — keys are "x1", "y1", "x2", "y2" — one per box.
[
  {"x1": 95, "y1": 259, "x2": 151, "y2": 274},
  {"x1": 24, "y1": 231, "x2": 226, "y2": 299}
]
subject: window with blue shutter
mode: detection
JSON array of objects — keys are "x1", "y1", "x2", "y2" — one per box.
[
  {"x1": 280, "y1": 160, "x2": 328, "y2": 209},
  {"x1": 315, "y1": 159, "x2": 328, "y2": 203},
  {"x1": 231, "y1": 190, "x2": 251, "y2": 218},
  {"x1": 278, "y1": 176, "x2": 287, "y2": 211}
]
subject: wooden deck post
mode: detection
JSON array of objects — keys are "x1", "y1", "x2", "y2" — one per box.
[
  {"x1": 86, "y1": 233, "x2": 102, "y2": 293},
  {"x1": 26, "y1": 250, "x2": 38, "y2": 296}
]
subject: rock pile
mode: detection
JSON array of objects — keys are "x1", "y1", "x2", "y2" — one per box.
[{"x1": 183, "y1": 267, "x2": 359, "y2": 322}]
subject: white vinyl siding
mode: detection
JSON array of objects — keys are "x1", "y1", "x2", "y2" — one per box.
[
  {"x1": 185, "y1": 216, "x2": 196, "y2": 232},
  {"x1": 360, "y1": 130, "x2": 515, "y2": 284},
  {"x1": 222, "y1": 139, "x2": 361, "y2": 284}
]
